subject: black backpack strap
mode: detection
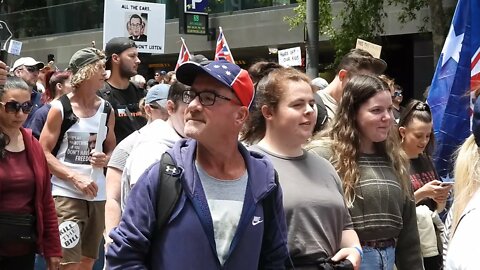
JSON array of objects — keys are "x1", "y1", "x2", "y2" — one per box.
[
  {"x1": 103, "y1": 100, "x2": 112, "y2": 125},
  {"x1": 313, "y1": 92, "x2": 328, "y2": 133},
  {"x1": 156, "y1": 152, "x2": 183, "y2": 230},
  {"x1": 52, "y1": 95, "x2": 78, "y2": 156}
]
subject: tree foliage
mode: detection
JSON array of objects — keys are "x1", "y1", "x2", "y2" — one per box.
[{"x1": 285, "y1": 0, "x2": 446, "y2": 63}]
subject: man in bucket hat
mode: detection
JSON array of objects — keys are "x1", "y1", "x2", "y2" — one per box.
[{"x1": 107, "y1": 60, "x2": 288, "y2": 269}]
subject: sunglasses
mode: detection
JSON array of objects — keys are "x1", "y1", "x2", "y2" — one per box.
[
  {"x1": 0, "y1": 101, "x2": 34, "y2": 114},
  {"x1": 23, "y1": 66, "x2": 39, "y2": 73},
  {"x1": 393, "y1": 91, "x2": 402, "y2": 97}
]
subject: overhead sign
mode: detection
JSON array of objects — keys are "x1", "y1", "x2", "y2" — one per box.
[
  {"x1": 356, "y1": 38, "x2": 382, "y2": 58},
  {"x1": 7, "y1": 39, "x2": 22, "y2": 56},
  {"x1": 104, "y1": 0, "x2": 166, "y2": 54},
  {"x1": 184, "y1": 13, "x2": 208, "y2": 35},
  {"x1": 0, "y1": 21, "x2": 13, "y2": 50},
  {"x1": 185, "y1": 0, "x2": 208, "y2": 14},
  {"x1": 278, "y1": 47, "x2": 302, "y2": 67}
]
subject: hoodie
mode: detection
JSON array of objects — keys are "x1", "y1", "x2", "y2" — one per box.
[
  {"x1": 121, "y1": 119, "x2": 182, "y2": 210},
  {"x1": 107, "y1": 139, "x2": 288, "y2": 269}
]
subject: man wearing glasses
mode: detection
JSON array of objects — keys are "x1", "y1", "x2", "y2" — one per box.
[
  {"x1": 107, "y1": 60, "x2": 288, "y2": 269},
  {"x1": 12, "y1": 57, "x2": 45, "y2": 127},
  {"x1": 127, "y1": 14, "x2": 147, "y2": 42}
]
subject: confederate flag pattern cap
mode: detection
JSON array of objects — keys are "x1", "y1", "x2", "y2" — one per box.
[{"x1": 176, "y1": 60, "x2": 254, "y2": 108}]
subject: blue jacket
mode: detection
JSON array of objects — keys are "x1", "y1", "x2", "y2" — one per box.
[{"x1": 107, "y1": 139, "x2": 288, "y2": 269}]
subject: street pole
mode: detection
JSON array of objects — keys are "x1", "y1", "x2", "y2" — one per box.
[{"x1": 305, "y1": 0, "x2": 319, "y2": 79}]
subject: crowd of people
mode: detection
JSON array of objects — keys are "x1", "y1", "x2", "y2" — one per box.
[{"x1": 0, "y1": 36, "x2": 478, "y2": 270}]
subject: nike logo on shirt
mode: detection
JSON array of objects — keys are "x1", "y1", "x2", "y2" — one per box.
[{"x1": 252, "y1": 216, "x2": 263, "y2": 226}]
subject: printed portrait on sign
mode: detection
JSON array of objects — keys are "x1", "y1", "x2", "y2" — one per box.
[{"x1": 126, "y1": 13, "x2": 148, "y2": 42}]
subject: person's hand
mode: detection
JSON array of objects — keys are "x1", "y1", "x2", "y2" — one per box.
[
  {"x1": 90, "y1": 150, "x2": 108, "y2": 168},
  {"x1": 432, "y1": 184, "x2": 452, "y2": 204},
  {"x1": 0, "y1": 61, "x2": 8, "y2": 86},
  {"x1": 72, "y1": 174, "x2": 98, "y2": 197},
  {"x1": 331, "y1": 247, "x2": 361, "y2": 270},
  {"x1": 46, "y1": 256, "x2": 61, "y2": 270}
]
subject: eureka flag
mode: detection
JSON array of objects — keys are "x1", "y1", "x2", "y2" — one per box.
[
  {"x1": 175, "y1": 37, "x2": 192, "y2": 71},
  {"x1": 427, "y1": 0, "x2": 480, "y2": 179},
  {"x1": 214, "y1": 27, "x2": 235, "y2": 63}
]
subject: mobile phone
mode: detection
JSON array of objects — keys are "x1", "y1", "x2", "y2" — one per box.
[{"x1": 440, "y1": 182, "x2": 454, "y2": 187}]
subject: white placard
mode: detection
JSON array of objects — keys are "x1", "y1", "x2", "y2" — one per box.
[
  {"x1": 103, "y1": 0, "x2": 166, "y2": 54},
  {"x1": 355, "y1": 38, "x2": 382, "y2": 58},
  {"x1": 278, "y1": 47, "x2": 302, "y2": 67},
  {"x1": 90, "y1": 113, "x2": 107, "y2": 188},
  {"x1": 7, "y1": 39, "x2": 22, "y2": 56}
]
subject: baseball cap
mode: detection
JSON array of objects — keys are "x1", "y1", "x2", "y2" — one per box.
[
  {"x1": 190, "y1": 54, "x2": 212, "y2": 66},
  {"x1": 68, "y1": 47, "x2": 105, "y2": 74},
  {"x1": 176, "y1": 60, "x2": 254, "y2": 108},
  {"x1": 12, "y1": 57, "x2": 45, "y2": 71},
  {"x1": 473, "y1": 97, "x2": 480, "y2": 147},
  {"x1": 312, "y1": 77, "x2": 329, "y2": 90},
  {"x1": 105, "y1": 37, "x2": 137, "y2": 69},
  {"x1": 145, "y1": 84, "x2": 170, "y2": 108}
]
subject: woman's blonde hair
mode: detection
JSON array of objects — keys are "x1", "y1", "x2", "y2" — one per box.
[
  {"x1": 71, "y1": 50, "x2": 105, "y2": 89},
  {"x1": 451, "y1": 135, "x2": 480, "y2": 234},
  {"x1": 327, "y1": 74, "x2": 410, "y2": 206}
]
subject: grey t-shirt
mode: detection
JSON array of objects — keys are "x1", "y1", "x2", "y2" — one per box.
[
  {"x1": 251, "y1": 145, "x2": 352, "y2": 264},
  {"x1": 107, "y1": 130, "x2": 141, "y2": 171},
  {"x1": 317, "y1": 90, "x2": 337, "y2": 122},
  {"x1": 196, "y1": 162, "x2": 248, "y2": 265}
]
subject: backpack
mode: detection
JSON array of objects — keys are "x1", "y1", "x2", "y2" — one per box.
[
  {"x1": 155, "y1": 152, "x2": 279, "y2": 231},
  {"x1": 313, "y1": 92, "x2": 328, "y2": 133},
  {"x1": 51, "y1": 94, "x2": 111, "y2": 156}
]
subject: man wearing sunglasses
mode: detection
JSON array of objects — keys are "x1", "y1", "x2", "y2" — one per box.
[
  {"x1": 107, "y1": 60, "x2": 288, "y2": 269},
  {"x1": 12, "y1": 57, "x2": 45, "y2": 127}
]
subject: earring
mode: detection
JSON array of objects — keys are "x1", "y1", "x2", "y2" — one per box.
[{"x1": 401, "y1": 137, "x2": 404, "y2": 143}]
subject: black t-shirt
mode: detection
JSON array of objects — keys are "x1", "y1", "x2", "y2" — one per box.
[
  {"x1": 99, "y1": 82, "x2": 147, "y2": 144},
  {"x1": 409, "y1": 155, "x2": 438, "y2": 210}
]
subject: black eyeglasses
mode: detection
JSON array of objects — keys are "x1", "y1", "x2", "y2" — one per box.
[
  {"x1": 0, "y1": 101, "x2": 34, "y2": 114},
  {"x1": 182, "y1": 90, "x2": 238, "y2": 106},
  {"x1": 23, "y1": 66, "x2": 39, "y2": 73}
]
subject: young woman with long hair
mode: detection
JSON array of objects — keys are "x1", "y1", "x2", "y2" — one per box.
[
  {"x1": 398, "y1": 99, "x2": 450, "y2": 269},
  {"x1": 242, "y1": 62, "x2": 362, "y2": 269},
  {"x1": 306, "y1": 74, "x2": 423, "y2": 269},
  {"x1": 444, "y1": 97, "x2": 480, "y2": 269},
  {"x1": 0, "y1": 77, "x2": 61, "y2": 270}
]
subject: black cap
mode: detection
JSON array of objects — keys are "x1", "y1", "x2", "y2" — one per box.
[
  {"x1": 190, "y1": 54, "x2": 212, "y2": 66},
  {"x1": 105, "y1": 37, "x2": 137, "y2": 69}
]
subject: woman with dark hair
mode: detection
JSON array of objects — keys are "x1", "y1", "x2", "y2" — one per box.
[
  {"x1": 0, "y1": 77, "x2": 61, "y2": 270},
  {"x1": 242, "y1": 63, "x2": 362, "y2": 269},
  {"x1": 307, "y1": 74, "x2": 423, "y2": 269},
  {"x1": 398, "y1": 99, "x2": 450, "y2": 270},
  {"x1": 27, "y1": 70, "x2": 72, "y2": 139}
]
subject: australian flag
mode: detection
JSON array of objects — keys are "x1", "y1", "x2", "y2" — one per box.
[
  {"x1": 214, "y1": 26, "x2": 235, "y2": 64},
  {"x1": 175, "y1": 37, "x2": 191, "y2": 71},
  {"x1": 427, "y1": 0, "x2": 480, "y2": 180}
]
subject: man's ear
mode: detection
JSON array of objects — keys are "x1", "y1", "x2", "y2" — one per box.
[
  {"x1": 338, "y1": 69, "x2": 348, "y2": 82},
  {"x1": 112, "y1": 54, "x2": 120, "y2": 64},
  {"x1": 166, "y1": 100, "x2": 175, "y2": 116},
  {"x1": 235, "y1": 106, "x2": 249, "y2": 126},
  {"x1": 144, "y1": 104, "x2": 153, "y2": 119}
]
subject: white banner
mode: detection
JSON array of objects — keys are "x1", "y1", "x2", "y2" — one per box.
[
  {"x1": 278, "y1": 47, "x2": 302, "y2": 67},
  {"x1": 103, "y1": 0, "x2": 166, "y2": 54}
]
